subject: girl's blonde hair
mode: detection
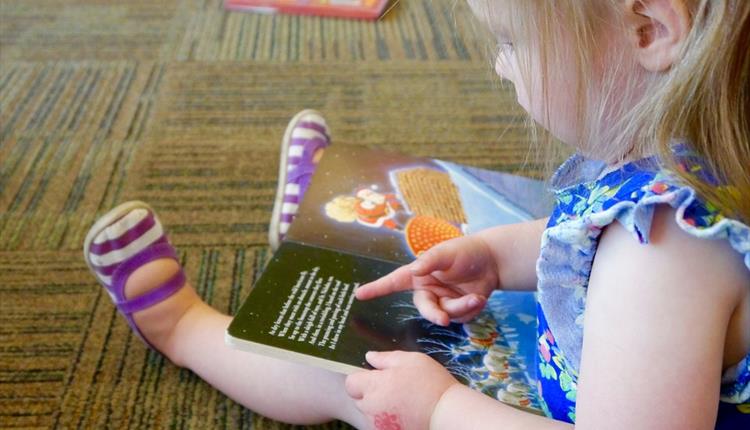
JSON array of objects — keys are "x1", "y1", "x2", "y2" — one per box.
[{"x1": 473, "y1": 0, "x2": 750, "y2": 221}]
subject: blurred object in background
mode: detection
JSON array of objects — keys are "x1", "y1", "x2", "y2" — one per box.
[{"x1": 224, "y1": 0, "x2": 399, "y2": 20}]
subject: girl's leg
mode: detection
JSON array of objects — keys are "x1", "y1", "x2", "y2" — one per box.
[
  {"x1": 130, "y1": 262, "x2": 367, "y2": 427},
  {"x1": 86, "y1": 205, "x2": 367, "y2": 428}
]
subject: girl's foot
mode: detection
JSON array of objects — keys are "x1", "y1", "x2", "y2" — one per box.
[
  {"x1": 269, "y1": 109, "x2": 331, "y2": 251},
  {"x1": 83, "y1": 201, "x2": 200, "y2": 365}
]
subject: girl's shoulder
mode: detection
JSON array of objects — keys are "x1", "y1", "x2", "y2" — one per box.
[
  {"x1": 547, "y1": 151, "x2": 750, "y2": 269},
  {"x1": 537, "y1": 151, "x2": 750, "y2": 405},
  {"x1": 541, "y1": 150, "x2": 750, "y2": 406}
]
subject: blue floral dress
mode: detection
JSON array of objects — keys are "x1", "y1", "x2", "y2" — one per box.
[{"x1": 534, "y1": 150, "x2": 750, "y2": 427}]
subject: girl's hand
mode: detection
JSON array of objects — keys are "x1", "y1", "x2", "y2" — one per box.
[
  {"x1": 356, "y1": 235, "x2": 499, "y2": 326},
  {"x1": 345, "y1": 351, "x2": 460, "y2": 430}
]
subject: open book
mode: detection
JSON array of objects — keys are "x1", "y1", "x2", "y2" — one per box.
[
  {"x1": 224, "y1": 0, "x2": 396, "y2": 20},
  {"x1": 226, "y1": 146, "x2": 552, "y2": 413}
]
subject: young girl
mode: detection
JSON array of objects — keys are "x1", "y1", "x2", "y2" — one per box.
[{"x1": 83, "y1": 0, "x2": 749, "y2": 429}]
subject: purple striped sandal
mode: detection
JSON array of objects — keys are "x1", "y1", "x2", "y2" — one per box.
[
  {"x1": 269, "y1": 109, "x2": 331, "y2": 251},
  {"x1": 83, "y1": 201, "x2": 186, "y2": 349}
]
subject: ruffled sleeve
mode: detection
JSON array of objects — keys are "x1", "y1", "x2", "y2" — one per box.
[{"x1": 592, "y1": 171, "x2": 750, "y2": 270}]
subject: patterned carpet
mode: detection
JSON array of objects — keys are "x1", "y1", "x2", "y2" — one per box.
[{"x1": 0, "y1": 1, "x2": 536, "y2": 428}]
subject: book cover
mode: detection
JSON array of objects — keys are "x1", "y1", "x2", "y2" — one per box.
[
  {"x1": 226, "y1": 146, "x2": 552, "y2": 412},
  {"x1": 224, "y1": 0, "x2": 395, "y2": 21}
]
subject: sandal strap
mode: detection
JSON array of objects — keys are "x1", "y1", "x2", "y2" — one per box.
[
  {"x1": 287, "y1": 162, "x2": 317, "y2": 196},
  {"x1": 297, "y1": 135, "x2": 328, "y2": 161},
  {"x1": 287, "y1": 161, "x2": 317, "y2": 183},
  {"x1": 117, "y1": 269, "x2": 185, "y2": 314},
  {"x1": 111, "y1": 242, "x2": 185, "y2": 314},
  {"x1": 296, "y1": 120, "x2": 330, "y2": 141}
]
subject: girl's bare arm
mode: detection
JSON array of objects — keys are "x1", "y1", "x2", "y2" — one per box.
[{"x1": 476, "y1": 217, "x2": 549, "y2": 291}]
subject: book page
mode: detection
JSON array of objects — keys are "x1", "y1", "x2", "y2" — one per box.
[
  {"x1": 286, "y1": 146, "x2": 552, "y2": 265},
  {"x1": 228, "y1": 242, "x2": 543, "y2": 413}
]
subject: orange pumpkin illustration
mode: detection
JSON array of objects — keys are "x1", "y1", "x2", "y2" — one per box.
[{"x1": 404, "y1": 215, "x2": 462, "y2": 256}]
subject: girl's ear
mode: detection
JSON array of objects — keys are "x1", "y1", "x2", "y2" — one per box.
[{"x1": 625, "y1": 0, "x2": 691, "y2": 72}]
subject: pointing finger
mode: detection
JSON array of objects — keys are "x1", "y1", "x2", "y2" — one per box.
[{"x1": 356, "y1": 265, "x2": 416, "y2": 300}]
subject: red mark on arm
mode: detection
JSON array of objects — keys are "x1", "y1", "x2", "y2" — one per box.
[{"x1": 374, "y1": 412, "x2": 402, "y2": 430}]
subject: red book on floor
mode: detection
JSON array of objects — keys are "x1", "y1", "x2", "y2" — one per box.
[{"x1": 224, "y1": 0, "x2": 394, "y2": 20}]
